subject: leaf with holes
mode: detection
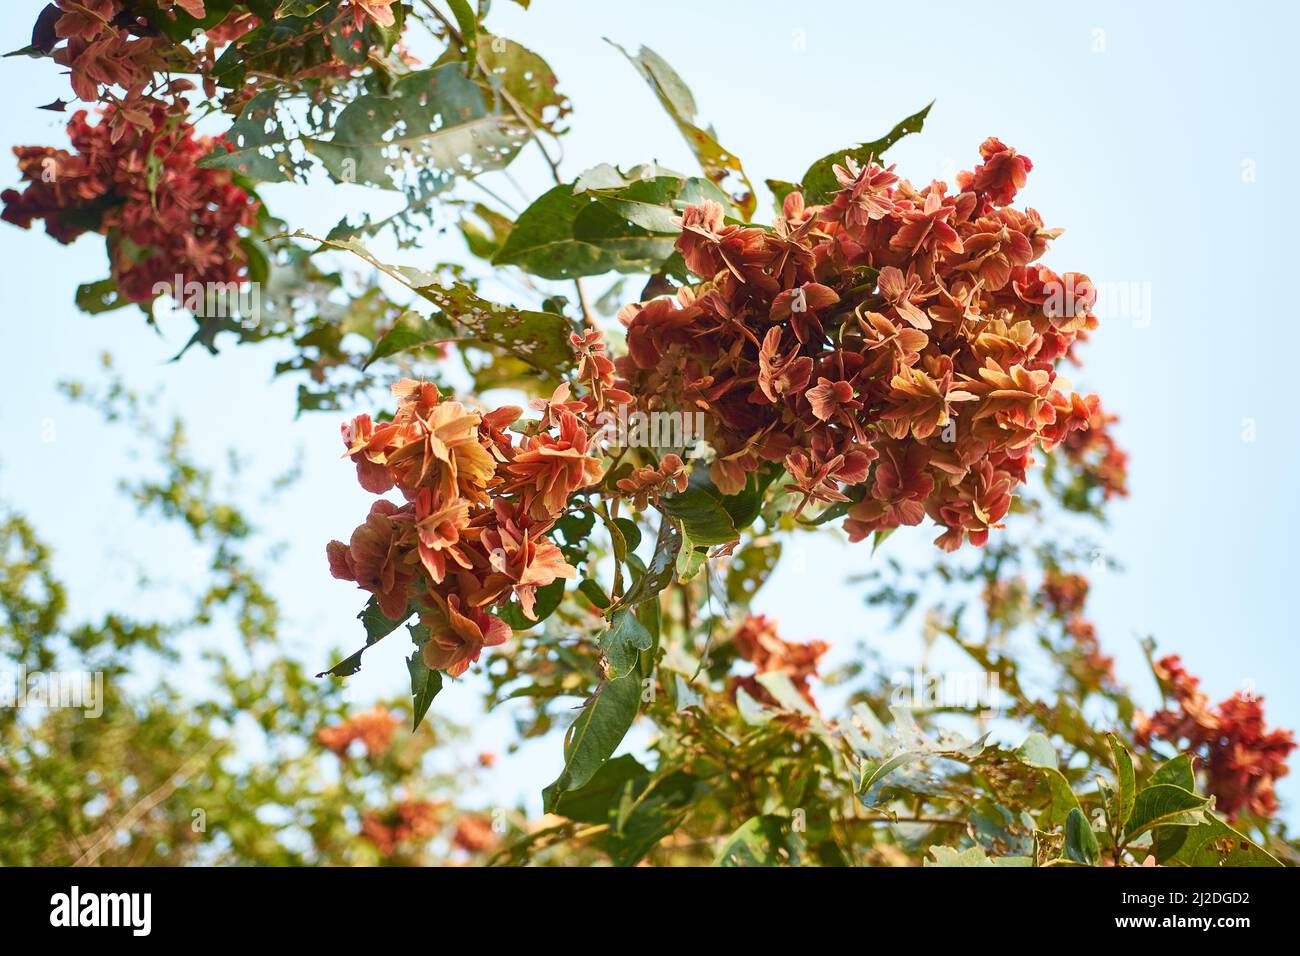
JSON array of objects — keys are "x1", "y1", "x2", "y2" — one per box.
[
  {"x1": 304, "y1": 64, "x2": 529, "y2": 194},
  {"x1": 799, "y1": 102, "x2": 934, "y2": 204}
]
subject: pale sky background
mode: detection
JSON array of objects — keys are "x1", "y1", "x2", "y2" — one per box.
[{"x1": 1, "y1": 1, "x2": 1297, "y2": 821}]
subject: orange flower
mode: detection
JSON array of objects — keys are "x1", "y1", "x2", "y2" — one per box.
[
  {"x1": 473, "y1": 502, "x2": 577, "y2": 619},
  {"x1": 420, "y1": 593, "x2": 510, "y2": 677},
  {"x1": 326, "y1": 500, "x2": 420, "y2": 619},
  {"x1": 318, "y1": 706, "x2": 400, "y2": 758},
  {"x1": 452, "y1": 814, "x2": 498, "y2": 853},
  {"x1": 348, "y1": 0, "x2": 398, "y2": 29},
  {"x1": 729, "y1": 614, "x2": 828, "y2": 709},
  {"x1": 616, "y1": 453, "x2": 689, "y2": 509},
  {"x1": 505, "y1": 411, "x2": 603, "y2": 518},
  {"x1": 413, "y1": 489, "x2": 473, "y2": 584}
]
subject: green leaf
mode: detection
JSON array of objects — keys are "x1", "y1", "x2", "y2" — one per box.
[
  {"x1": 75, "y1": 278, "x2": 129, "y2": 314},
  {"x1": 198, "y1": 90, "x2": 303, "y2": 183},
  {"x1": 1106, "y1": 733, "x2": 1136, "y2": 828},
  {"x1": 612, "y1": 516, "x2": 680, "y2": 611},
  {"x1": 446, "y1": 0, "x2": 479, "y2": 71},
  {"x1": 1009, "y1": 733, "x2": 1088, "y2": 827},
  {"x1": 132, "y1": 0, "x2": 237, "y2": 41},
  {"x1": 363, "y1": 310, "x2": 459, "y2": 368},
  {"x1": 598, "y1": 608, "x2": 654, "y2": 679},
  {"x1": 578, "y1": 578, "x2": 611, "y2": 610},
  {"x1": 713, "y1": 815, "x2": 803, "y2": 866},
  {"x1": 1064, "y1": 807, "x2": 1100, "y2": 865},
  {"x1": 658, "y1": 472, "x2": 739, "y2": 547},
  {"x1": 549, "y1": 754, "x2": 650, "y2": 824},
  {"x1": 406, "y1": 650, "x2": 443, "y2": 731},
  {"x1": 475, "y1": 34, "x2": 571, "y2": 134},
  {"x1": 293, "y1": 232, "x2": 575, "y2": 376},
  {"x1": 799, "y1": 101, "x2": 933, "y2": 204},
  {"x1": 1124, "y1": 784, "x2": 1209, "y2": 841},
  {"x1": 493, "y1": 172, "x2": 726, "y2": 279},
  {"x1": 542, "y1": 671, "x2": 642, "y2": 812},
  {"x1": 1152, "y1": 812, "x2": 1282, "y2": 867},
  {"x1": 316, "y1": 596, "x2": 415, "y2": 678},
  {"x1": 1015, "y1": 732, "x2": 1058, "y2": 771},
  {"x1": 303, "y1": 63, "x2": 528, "y2": 193},
  {"x1": 403, "y1": 273, "x2": 574, "y2": 375},
  {"x1": 609, "y1": 43, "x2": 756, "y2": 220},
  {"x1": 496, "y1": 578, "x2": 566, "y2": 631},
  {"x1": 1149, "y1": 753, "x2": 1196, "y2": 792},
  {"x1": 857, "y1": 711, "x2": 987, "y2": 806},
  {"x1": 926, "y1": 845, "x2": 1032, "y2": 867},
  {"x1": 766, "y1": 179, "x2": 799, "y2": 209}
]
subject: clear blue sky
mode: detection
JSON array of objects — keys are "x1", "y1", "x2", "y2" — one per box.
[{"x1": 2, "y1": 0, "x2": 1297, "y2": 817}]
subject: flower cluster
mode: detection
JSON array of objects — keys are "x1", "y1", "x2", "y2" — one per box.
[
  {"x1": 1038, "y1": 568, "x2": 1115, "y2": 690},
  {"x1": 1, "y1": 104, "x2": 258, "y2": 302},
  {"x1": 452, "y1": 814, "x2": 498, "y2": 854},
  {"x1": 1060, "y1": 399, "x2": 1129, "y2": 500},
  {"x1": 359, "y1": 799, "x2": 440, "y2": 857},
  {"x1": 317, "y1": 705, "x2": 400, "y2": 758},
  {"x1": 617, "y1": 138, "x2": 1107, "y2": 551},
  {"x1": 1136, "y1": 655, "x2": 1296, "y2": 820},
  {"x1": 328, "y1": 346, "x2": 619, "y2": 676},
  {"x1": 727, "y1": 613, "x2": 828, "y2": 709}
]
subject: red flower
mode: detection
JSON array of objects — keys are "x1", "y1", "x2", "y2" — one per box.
[
  {"x1": 1137, "y1": 656, "x2": 1296, "y2": 820},
  {"x1": 728, "y1": 614, "x2": 828, "y2": 709},
  {"x1": 958, "y1": 137, "x2": 1033, "y2": 207}
]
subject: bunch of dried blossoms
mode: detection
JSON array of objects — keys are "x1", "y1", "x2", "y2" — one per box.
[
  {"x1": 617, "y1": 137, "x2": 1110, "y2": 551},
  {"x1": 1136, "y1": 655, "x2": 1296, "y2": 820},
  {"x1": 327, "y1": 333, "x2": 625, "y2": 677},
  {"x1": 1038, "y1": 569, "x2": 1116, "y2": 691},
  {"x1": 4, "y1": 1, "x2": 410, "y2": 303},
  {"x1": 317, "y1": 705, "x2": 401, "y2": 758},
  {"x1": 359, "y1": 799, "x2": 440, "y2": 857},
  {"x1": 727, "y1": 613, "x2": 828, "y2": 710},
  {"x1": 1, "y1": 102, "x2": 259, "y2": 302}
]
